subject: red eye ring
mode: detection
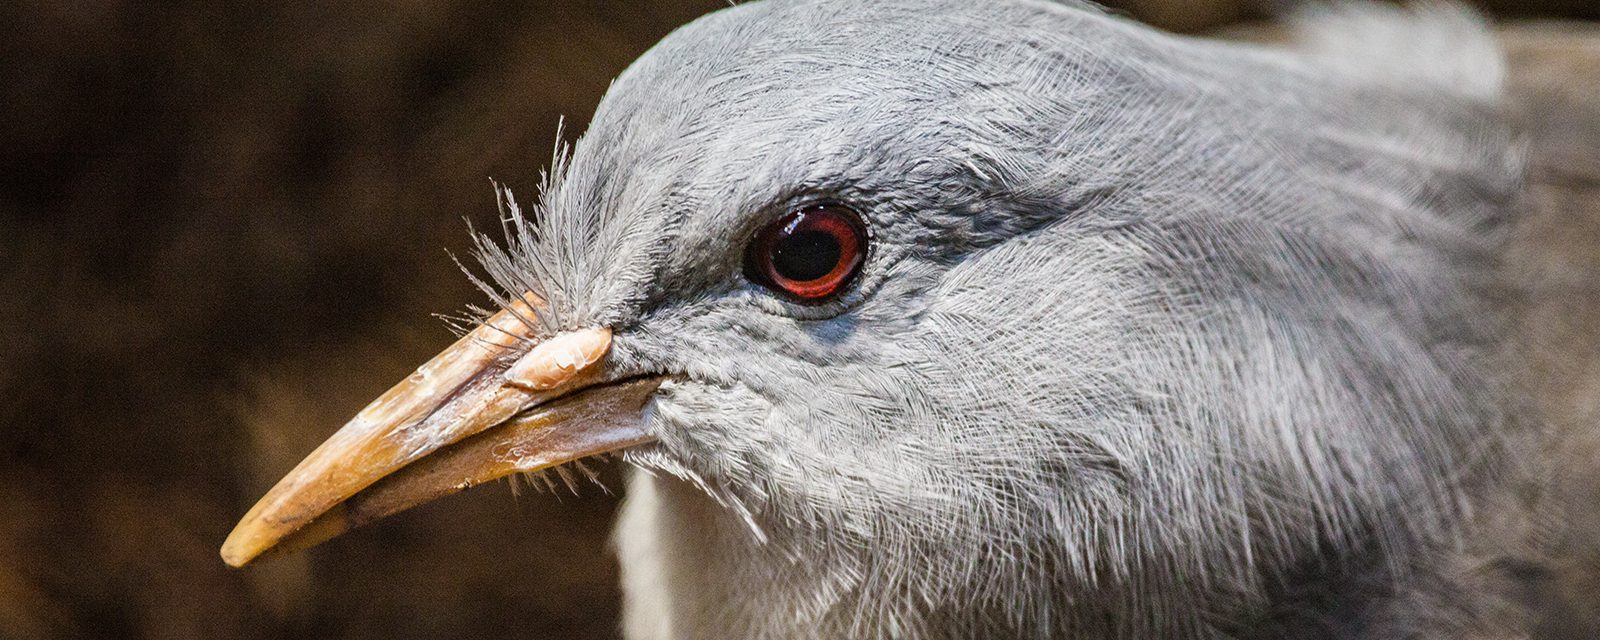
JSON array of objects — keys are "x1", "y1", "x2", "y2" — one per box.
[{"x1": 745, "y1": 204, "x2": 868, "y2": 303}]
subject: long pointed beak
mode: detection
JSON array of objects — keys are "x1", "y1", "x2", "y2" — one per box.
[{"x1": 221, "y1": 299, "x2": 659, "y2": 568}]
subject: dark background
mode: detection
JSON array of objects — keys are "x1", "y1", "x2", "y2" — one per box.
[{"x1": 3, "y1": 2, "x2": 1596, "y2": 639}]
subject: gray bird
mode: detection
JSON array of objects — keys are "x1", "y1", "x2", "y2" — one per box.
[{"x1": 221, "y1": 1, "x2": 1600, "y2": 638}]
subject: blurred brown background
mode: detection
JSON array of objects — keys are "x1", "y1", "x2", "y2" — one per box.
[{"x1": 2, "y1": 1, "x2": 1596, "y2": 639}]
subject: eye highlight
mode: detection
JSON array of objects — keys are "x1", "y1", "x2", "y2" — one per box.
[{"x1": 745, "y1": 204, "x2": 868, "y2": 303}]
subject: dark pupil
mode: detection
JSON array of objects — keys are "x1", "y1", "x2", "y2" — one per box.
[{"x1": 772, "y1": 230, "x2": 840, "y2": 282}]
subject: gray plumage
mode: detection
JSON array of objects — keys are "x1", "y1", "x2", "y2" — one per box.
[{"x1": 465, "y1": 1, "x2": 1592, "y2": 638}]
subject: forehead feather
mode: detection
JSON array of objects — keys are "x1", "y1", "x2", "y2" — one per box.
[
  {"x1": 486, "y1": 0, "x2": 1512, "y2": 336},
  {"x1": 509, "y1": 0, "x2": 1130, "y2": 320}
]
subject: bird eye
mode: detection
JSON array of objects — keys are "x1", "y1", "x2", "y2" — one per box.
[{"x1": 745, "y1": 204, "x2": 868, "y2": 303}]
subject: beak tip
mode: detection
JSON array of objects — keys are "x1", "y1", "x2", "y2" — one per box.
[
  {"x1": 219, "y1": 500, "x2": 275, "y2": 568},
  {"x1": 219, "y1": 538, "x2": 257, "y2": 568},
  {"x1": 220, "y1": 515, "x2": 276, "y2": 568},
  {"x1": 220, "y1": 501, "x2": 355, "y2": 568}
]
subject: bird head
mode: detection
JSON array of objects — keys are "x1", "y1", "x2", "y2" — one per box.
[{"x1": 224, "y1": 0, "x2": 1520, "y2": 630}]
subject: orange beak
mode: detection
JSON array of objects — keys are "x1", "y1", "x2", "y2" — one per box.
[{"x1": 220, "y1": 297, "x2": 659, "y2": 567}]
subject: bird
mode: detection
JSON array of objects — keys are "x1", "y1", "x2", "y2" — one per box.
[{"x1": 219, "y1": 0, "x2": 1600, "y2": 638}]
